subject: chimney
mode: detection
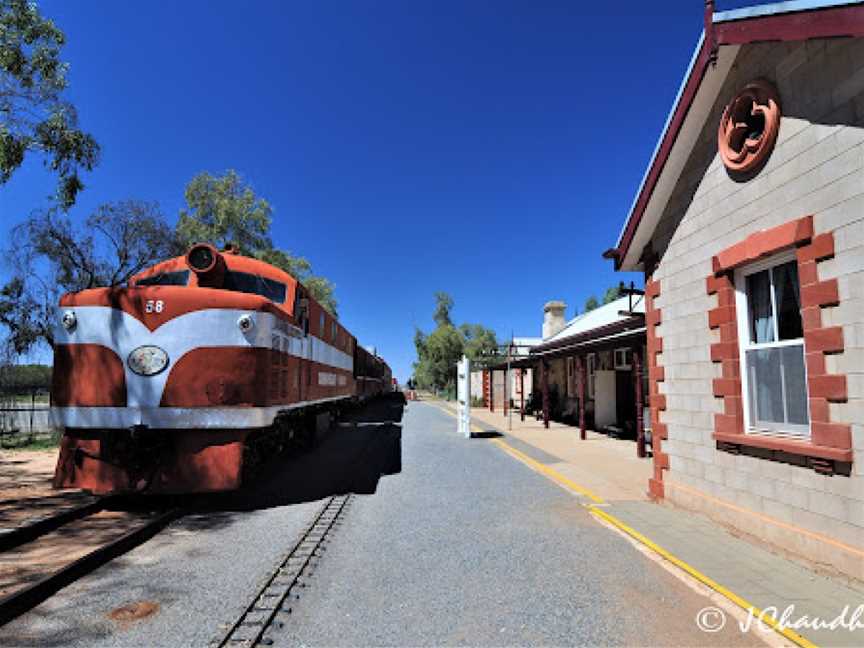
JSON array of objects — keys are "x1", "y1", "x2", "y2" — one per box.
[{"x1": 543, "y1": 301, "x2": 567, "y2": 339}]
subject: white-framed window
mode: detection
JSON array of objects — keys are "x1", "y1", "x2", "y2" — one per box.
[
  {"x1": 614, "y1": 347, "x2": 632, "y2": 370},
  {"x1": 734, "y1": 250, "x2": 809, "y2": 437},
  {"x1": 587, "y1": 353, "x2": 596, "y2": 400}
]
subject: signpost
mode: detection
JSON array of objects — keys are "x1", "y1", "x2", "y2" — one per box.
[{"x1": 457, "y1": 355, "x2": 471, "y2": 438}]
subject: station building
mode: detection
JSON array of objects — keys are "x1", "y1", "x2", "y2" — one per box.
[
  {"x1": 471, "y1": 337, "x2": 539, "y2": 411},
  {"x1": 530, "y1": 298, "x2": 647, "y2": 446},
  {"x1": 481, "y1": 298, "x2": 651, "y2": 458},
  {"x1": 605, "y1": 0, "x2": 864, "y2": 578}
]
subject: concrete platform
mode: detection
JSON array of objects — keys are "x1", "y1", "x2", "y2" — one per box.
[
  {"x1": 468, "y1": 406, "x2": 652, "y2": 502},
  {"x1": 435, "y1": 398, "x2": 864, "y2": 648}
]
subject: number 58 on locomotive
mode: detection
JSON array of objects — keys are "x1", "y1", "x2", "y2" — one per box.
[{"x1": 50, "y1": 243, "x2": 393, "y2": 495}]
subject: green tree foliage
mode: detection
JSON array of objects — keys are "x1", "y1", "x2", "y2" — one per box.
[
  {"x1": 176, "y1": 170, "x2": 338, "y2": 316},
  {"x1": 0, "y1": 202, "x2": 176, "y2": 352},
  {"x1": 584, "y1": 295, "x2": 599, "y2": 312},
  {"x1": 602, "y1": 284, "x2": 623, "y2": 304},
  {"x1": 432, "y1": 291, "x2": 453, "y2": 328},
  {"x1": 176, "y1": 170, "x2": 272, "y2": 255},
  {"x1": 0, "y1": 363, "x2": 50, "y2": 394},
  {"x1": 459, "y1": 323, "x2": 498, "y2": 361},
  {"x1": 412, "y1": 292, "x2": 498, "y2": 391},
  {"x1": 0, "y1": 0, "x2": 99, "y2": 208},
  {"x1": 256, "y1": 247, "x2": 312, "y2": 281},
  {"x1": 300, "y1": 276, "x2": 337, "y2": 318},
  {"x1": 413, "y1": 325, "x2": 463, "y2": 392}
]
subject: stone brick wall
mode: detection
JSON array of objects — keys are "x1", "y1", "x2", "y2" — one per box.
[{"x1": 646, "y1": 38, "x2": 864, "y2": 578}]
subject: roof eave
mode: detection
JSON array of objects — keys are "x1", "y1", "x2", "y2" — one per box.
[{"x1": 613, "y1": 1, "x2": 864, "y2": 272}]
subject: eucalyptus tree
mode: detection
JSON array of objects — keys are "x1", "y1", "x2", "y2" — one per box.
[
  {"x1": 0, "y1": 202, "x2": 176, "y2": 352},
  {"x1": 176, "y1": 170, "x2": 338, "y2": 316},
  {"x1": 1, "y1": 0, "x2": 99, "y2": 208}
]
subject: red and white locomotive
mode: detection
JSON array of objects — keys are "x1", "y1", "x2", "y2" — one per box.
[{"x1": 51, "y1": 243, "x2": 392, "y2": 495}]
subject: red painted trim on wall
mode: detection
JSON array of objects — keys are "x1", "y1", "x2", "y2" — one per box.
[
  {"x1": 716, "y1": 5, "x2": 864, "y2": 45},
  {"x1": 711, "y1": 215, "x2": 813, "y2": 273},
  {"x1": 645, "y1": 278, "x2": 668, "y2": 499},
  {"x1": 707, "y1": 216, "x2": 852, "y2": 464}
]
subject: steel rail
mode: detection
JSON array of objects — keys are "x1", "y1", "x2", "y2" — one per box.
[
  {"x1": 0, "y1": 498, "x2": 107, "y2": 553},
  {"x1": 215, "y1": 495, "x2": 351, "y2": 648},
  {"x1": 0, "y1": 507, "x2": 182, "y2": 627}
]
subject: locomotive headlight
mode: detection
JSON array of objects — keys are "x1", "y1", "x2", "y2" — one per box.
[
  {"x1": 61, "y1": 310, "x2": 77, "y2": 331},
  {"x1": 237, "y1": 314, "x2": 254, "y2": 333},
  {"x1": 127, "y1": 345, "x2": 169, "y2": 376}
]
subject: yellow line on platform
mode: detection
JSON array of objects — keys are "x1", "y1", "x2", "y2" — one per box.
[
  {"x1": 422, "y1": 399, "x2": 818, "y2": 648},
  {"x1": 489, "y1": 438, "x2": 605, "y2": 505},
  {"x1": 589, "y1": 506, "x2": 818, "y2": 648}
]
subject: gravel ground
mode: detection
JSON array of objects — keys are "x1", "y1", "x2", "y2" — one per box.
[
  {"x1": 0, "y1": 496, "x2": 323, "y2": 647},
  {"x1": 272, "y1": 402, "x2": 766, "y2": 647},
  {"x1": 0, "y1": 400, "x2": 767, "y2": 647},
  {"x1": 0, "y1": 398, "x2": 403, "y2": 648}
]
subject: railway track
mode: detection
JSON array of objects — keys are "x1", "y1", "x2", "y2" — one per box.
[
  {"x1": 0, "y1": 497, "x2": 181, "y2": 627},
  {"x1": 214, "y1": 494, "x2": 352, "y2": 648}
]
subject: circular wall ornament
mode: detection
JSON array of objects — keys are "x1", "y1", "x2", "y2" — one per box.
[{"x1": 718, "y1": 79, "x2": 781, "y2": 175}]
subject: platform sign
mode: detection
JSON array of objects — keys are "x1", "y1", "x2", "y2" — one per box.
[{"x1": 457, "y1": 355, "x2": 471, "y2": 438}]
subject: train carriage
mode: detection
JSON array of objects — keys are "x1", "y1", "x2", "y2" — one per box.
[{"x1": 51, "y1": 243, "x2": 391, "y2": 495}]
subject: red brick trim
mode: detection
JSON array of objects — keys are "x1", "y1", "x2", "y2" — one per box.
[
  {"x1": 711, "y1": 215, "x2": 813, "y2": 274},
  {"x1": 483, "y1": 369, "x2": 491, "y2": 409},
  {"x1": 713, "y1": 432, "x2": 851, "y2": 462},
  {"x1": 645, "y1": 278, "x2": 667, "y2": 499},
  {"x1": 707, "y1": 216, "x2": 852, "y2": 467}
]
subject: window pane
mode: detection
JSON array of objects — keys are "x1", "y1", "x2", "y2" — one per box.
[
  {"x1": 782, "y1": 345, "x2": 808, "y2": 425},
  {"x1": 223, "y1": 271, "x2": 286, "y2": 302},
  {"x1": 746, "y1": 345, "x2": 809, "y2": 431},
  {"x1": 746, "y1": 270, "x2": 774, "y2": 343},
  {"x1": 773, "y1": 261, "x2": 803, "y2": 340},
  {"x1": 747, "y1": 348, "x2": 783, "y2": 424},
  {"x1": 136, "y1": 270, "x2": 189, "y2": 286}
]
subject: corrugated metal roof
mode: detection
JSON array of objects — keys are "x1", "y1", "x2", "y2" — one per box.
[
  {"x1": 532, "y1": 326, "x2": 647, "y2": 358},
  {"x1": 543, "y1": 295, "x2": 645, "y2": 343},
  {"x1": 512, "y1": 337, "x2": 542, "y2": 347}
]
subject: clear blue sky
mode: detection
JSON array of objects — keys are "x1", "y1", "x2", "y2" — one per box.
[{"x1": 1, "y1": 1, "x2": 762, "y2": 381}]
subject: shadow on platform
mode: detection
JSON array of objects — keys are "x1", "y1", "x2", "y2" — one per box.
[
  {"x1": 177, "y1": 393, "x2": 405, "y2": 520},
  {"x1": 469, "y1": 430, "x2": 502, "y2": 439}
]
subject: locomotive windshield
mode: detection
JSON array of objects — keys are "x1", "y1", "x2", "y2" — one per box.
[
  {"x1": 136, "y1": 270, "x2": 190, "y2": 286},
  {"x1": 223, "y1": 271, "x2": 286, "y2": 303}
]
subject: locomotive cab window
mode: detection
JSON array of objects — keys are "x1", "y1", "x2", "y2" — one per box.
[
  {"x1": 136, "y1": 270, "x2": 190, "y2": 287},
  {"x1": 223, "y1": 271, "x2": 286, "y2": 303}
]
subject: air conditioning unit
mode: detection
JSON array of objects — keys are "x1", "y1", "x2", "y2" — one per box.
[{"x1": 614, "y1": 347, "x2": 632, "y2": 370}]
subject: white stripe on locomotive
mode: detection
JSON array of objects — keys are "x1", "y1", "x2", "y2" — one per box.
[{"x1": 53, "y1": 306, "x2": 357, "y2": 429}]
